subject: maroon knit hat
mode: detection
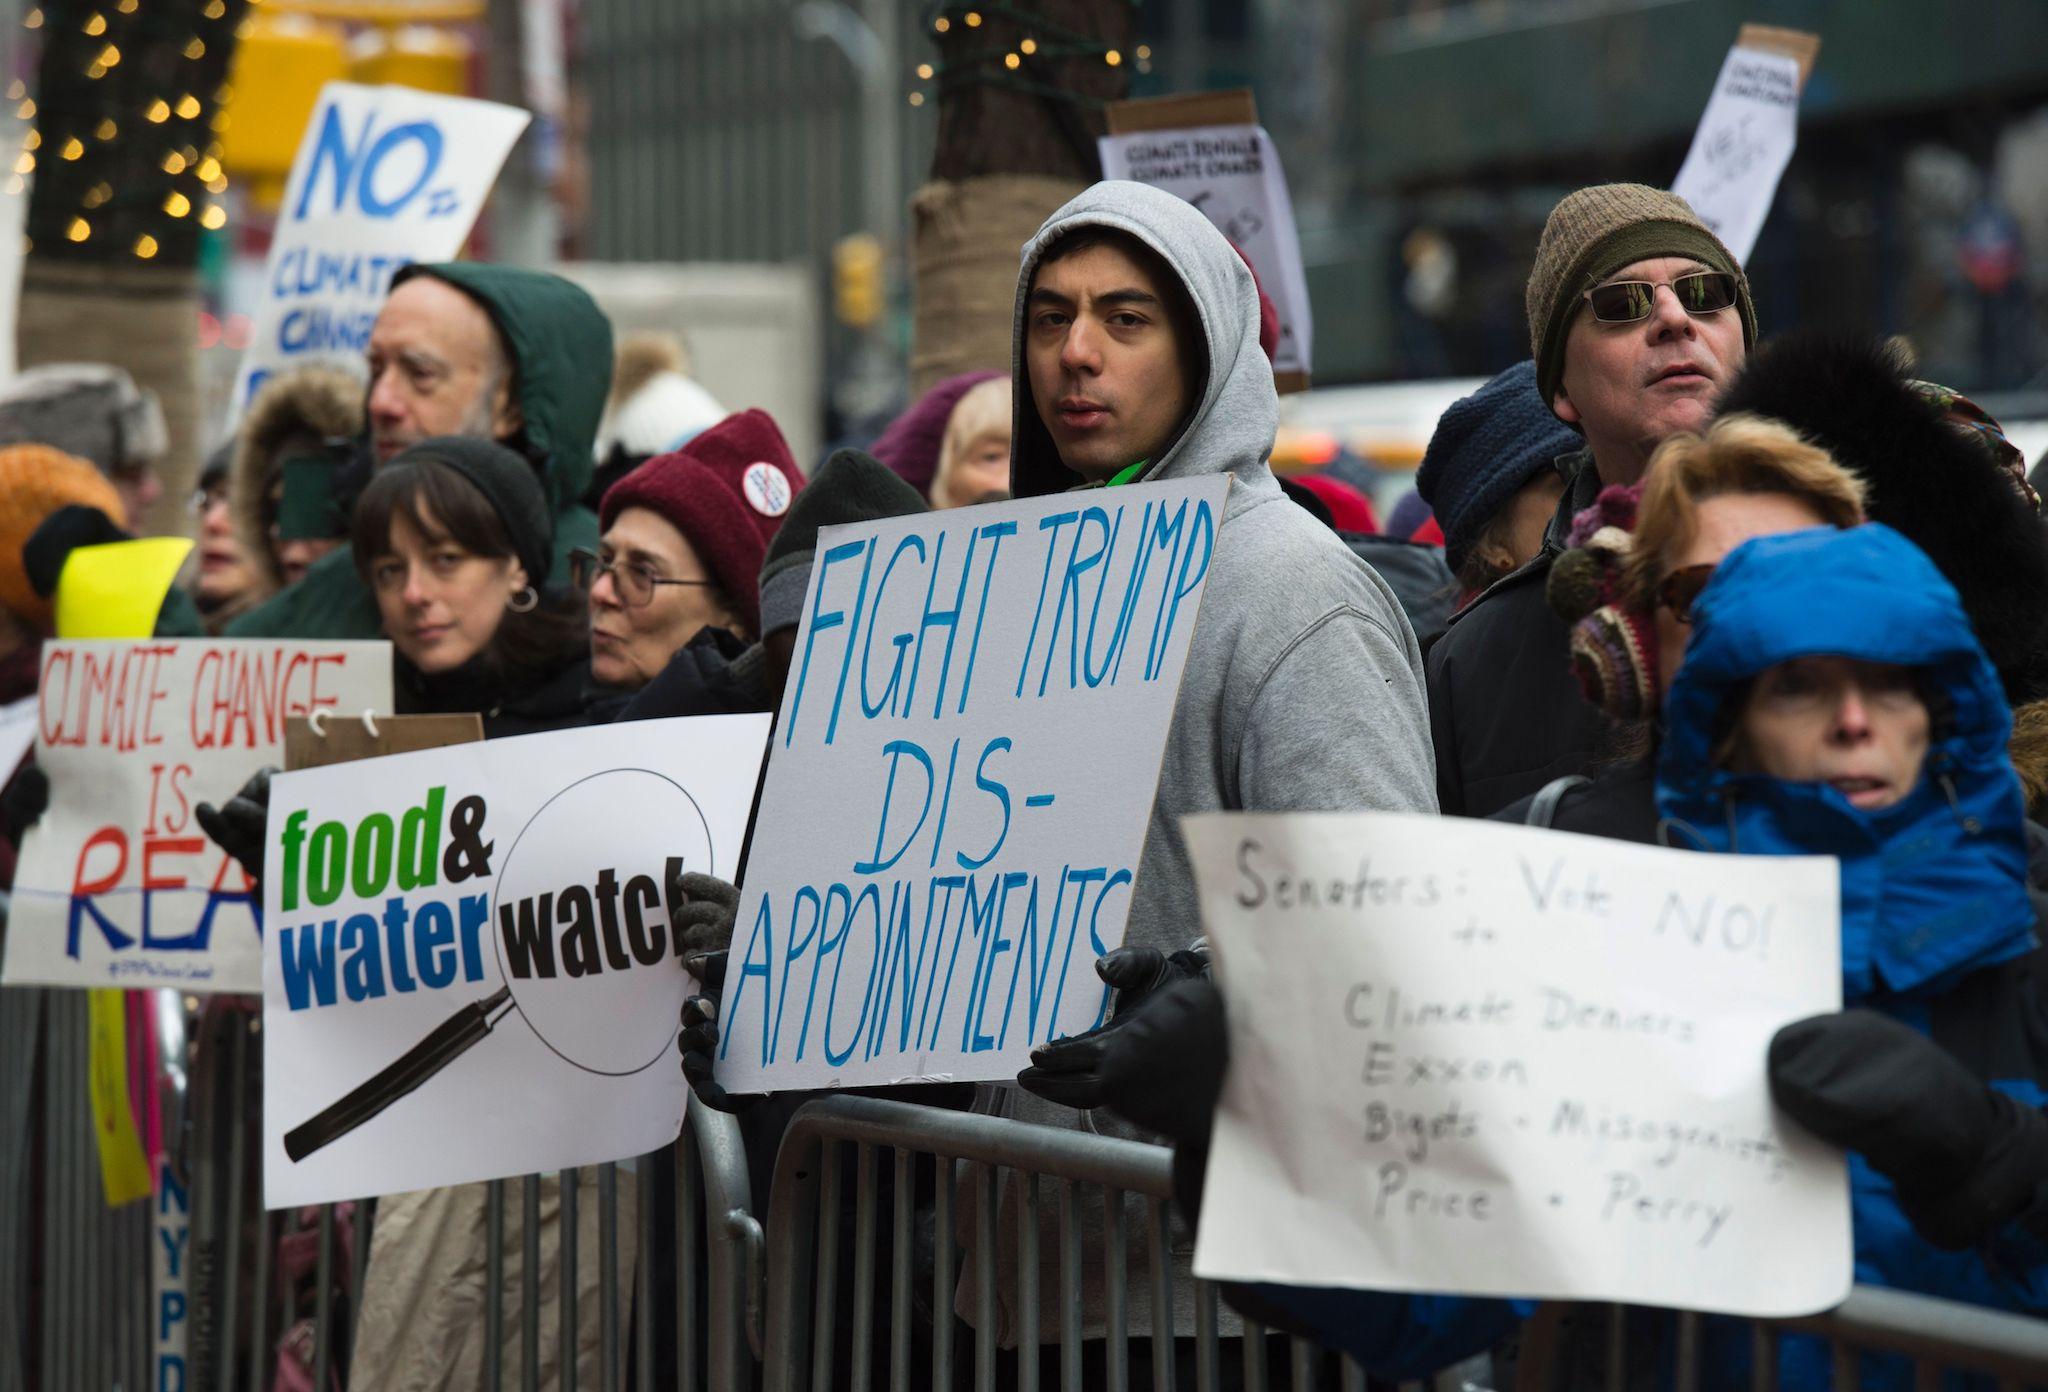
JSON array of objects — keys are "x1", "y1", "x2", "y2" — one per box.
[
  {"x1": 599, "y1": 407, "x2": 805, "y2": 636},
  {"x1": 869, "y1": 370, "x2": 1003, "y2": 494}
]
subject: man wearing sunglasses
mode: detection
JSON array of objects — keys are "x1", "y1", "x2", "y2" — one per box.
[{"x1": 1426, "y1": 183, "x2": 1758, "y2": 818}]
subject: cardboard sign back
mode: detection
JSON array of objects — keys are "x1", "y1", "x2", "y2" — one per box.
[{"x1": 285, "y1": 713, "x2": 484, "y2": 772}]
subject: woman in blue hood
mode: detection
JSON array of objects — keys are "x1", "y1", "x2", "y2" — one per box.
[{"x1": 1041, "y1": 522, "x2": 2048, "y2": 1386}]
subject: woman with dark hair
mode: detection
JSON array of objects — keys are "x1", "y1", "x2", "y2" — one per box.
[{"x1": 352, "y1": 437, "x2": 592, "y2": 737}]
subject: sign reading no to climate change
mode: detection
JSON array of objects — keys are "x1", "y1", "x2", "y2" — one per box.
[
  {"x1": 261, "y1": 715, "x2": 769, "y2": 1208},
  {"x1": 3, "y1": 640, "x2": 391, "y2": 992},
  {"x1": 229, "y1": 83, "x2": 530, "y2": 418},
  {"x1": 1186, "y1": 812, "x2": 1852, "y2": 1318},
  {"x1": 717, "y1": 476, "x2": 1228, "y2": 1093}
]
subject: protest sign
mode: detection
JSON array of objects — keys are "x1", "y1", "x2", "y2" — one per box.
[
  {"x1": 261, "y1": 715, "x2": 770, "y2": 1207},
  {"x1": 717, "y1": 476, "x2": 1229, "y2": 1093},
  {"x1": 1102, "y1": 91, "x2": 1314, "y2": 390},
  {"x1": 229, "y1": 82, "x2": 530, "y2": 417},
  {"x1": 3, "y1": 640, "x2": 392, "y2": 992},
  {"x1": 1671, "y1": 28, "x2": 1820, "y2": 264},
  {"x1": 1185, "y1": 811, "x2": 1851, "y2": 1318}
]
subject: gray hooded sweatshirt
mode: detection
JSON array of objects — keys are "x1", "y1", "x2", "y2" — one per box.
[{"x1": 963, "y1": 181, "x2": 1438, "y2": 1345}]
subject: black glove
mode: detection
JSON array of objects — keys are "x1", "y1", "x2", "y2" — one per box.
[
  {"x1": 194, "y1": 767, "x2": 274, "y2": 887},
  {"x1": 1770, "y1": 1009, "x2": 2048, "y2": 1251},
  {"x1": 1, "y1": 763, "x2": 49, "y2": 846},
  {"x1": 1016, "y1": 977, "x2": 1228, "y2": 1145},
  {"x1": 677, "y1": 994, "x2": 757, "y2": 1113},
  {"x1": 1096, "y1": 944, "x2": 1209, "y2": 1015},
  {"x1": 670, "y1": 871, "x2": 738, "y2": 991},
  {"x1": 25, "y1": 505, "x2": 129, "y2": 598}
]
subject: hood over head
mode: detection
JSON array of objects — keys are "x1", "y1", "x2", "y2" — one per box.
[
  {"x1": 1657, "y1": 523, "x2": 2036, "y2": 1000},
  {"x1": 392, "y1": 262, "x2": 614, "y2": 512},
  {"x1": 229, "y1": 365, "x2": 363, "y2": 591},
  {"x1": 1009, "y1": 181, "x2": 1276, "y2": 499}
]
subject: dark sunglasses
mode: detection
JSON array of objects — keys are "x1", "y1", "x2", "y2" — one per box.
[
  {"x1": 1657, "y1": 563, "x2": 1717, "y2": 625},
  {"x1": 1583, "y1": 271, "x2": 1739, "y2": 324}
]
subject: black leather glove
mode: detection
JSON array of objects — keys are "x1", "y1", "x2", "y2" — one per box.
[
  {"x1": 1096, "y1": 944, "x2": 1209, "y2": 1015},
  {"x1": 195, "y1": 767, "x2": 274, "y2": 887},
  {"x1": 25, "y1": 505, "x2": 129, "y2": 598},
  {"x1": 677, "y1": 994, "x2": 758, "y2": 1113},
  {"x1": 1, "y1": 763, "x2": 49, "y2": 846},
  {"x1": 1770, "y1": 1009, "x2": 2048, "y2": 1251},
  {"x1": 1016, "y1": 976, "x2": 1229, "y2": 1145},
  {"x1": 670, "y1": 871, "x2": 737, "y2": 991}
]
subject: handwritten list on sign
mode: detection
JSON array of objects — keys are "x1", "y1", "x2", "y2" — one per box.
[{"x1": 1184, "y1": 811, "x2": 1851, "y2": 1318}]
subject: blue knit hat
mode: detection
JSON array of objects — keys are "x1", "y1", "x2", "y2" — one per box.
[{"x1": 1416, "y1": 360, "x2": 1579, "y2": 570}]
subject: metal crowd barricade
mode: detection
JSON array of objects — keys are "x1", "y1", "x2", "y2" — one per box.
[
  {"x1": 758, "y1": 1093, "x2": 1409, "y2": 1392},
  {"x1": 760, "y1": 1094, "x2": 2048, "y2": 1392}
]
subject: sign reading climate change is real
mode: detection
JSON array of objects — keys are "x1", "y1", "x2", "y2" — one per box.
[
  {"x1": 1187, "y1": 812, "x2": 1851, "y2": 1317},
  {"x1": 229, "y1": 83, "x2": 530, "y2": 418},
  {"x1": 4, "y1": 640, "x2": 391, "y2": 992},
  {"x1": 718, "y1": 476, "x2": 1228, "y2": 1093},
  {"x1": 261, "y1": 716, "x2": 769, "y2": 1208}
]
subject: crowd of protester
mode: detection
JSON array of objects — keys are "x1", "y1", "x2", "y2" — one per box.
[{"x1": 2, "y1": 175, "x2": 2046, "y2": 1387}]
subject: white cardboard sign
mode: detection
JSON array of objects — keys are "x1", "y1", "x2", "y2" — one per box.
[
  {"x1": 229, "y1": 82, "x2": 531, "y2": 417},
  {"x1": 1671, "y1": 46, "x2": 1804, "y2": 264},
  {"x1": 717, "y1": 477, "x2": 1228, "y2": 1092},
  {"x1": 261, "y1": 715, "x2": 770, "y2": 1208},
  {"x1": 1186, "y1": 811, "x2": 1852, "y2": 1318},
  {"x1": 4, "y1": 640, "x2": 392, "y2": 992},
  {"x1": 1098, "y1": 124, "x2": 1314, "y2": 380}
]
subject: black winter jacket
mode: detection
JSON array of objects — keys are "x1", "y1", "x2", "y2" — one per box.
[{"x1": 1425, "y1": 451, "x2": 1608, "y2": 817}]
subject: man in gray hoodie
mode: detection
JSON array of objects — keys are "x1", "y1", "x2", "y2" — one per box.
[
  {"x1": 976, "y1": 182, "x2": 1437, "y2": 1352},
  {"x1": 1007, "y1": 181, "x2": 1438, "y2": 961}
]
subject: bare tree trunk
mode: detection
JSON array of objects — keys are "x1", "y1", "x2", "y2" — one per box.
[
  {"x1": 910, "y1": 0, "x2": 1135, "y2": 393},
  {"x1": 17, "y1": 0, "x2": 250, "y2": 535}
]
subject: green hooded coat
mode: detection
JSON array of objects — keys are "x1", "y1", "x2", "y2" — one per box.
[{"x1": 224, "y1": 262, "x2": 613, "y2": 639}]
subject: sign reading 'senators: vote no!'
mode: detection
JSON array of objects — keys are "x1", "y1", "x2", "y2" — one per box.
[{"x1": 1186, "y1": 811, "x2": 1852, "y2": 1318}]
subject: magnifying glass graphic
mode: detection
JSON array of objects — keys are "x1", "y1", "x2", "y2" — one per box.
[{"x1": 282, "y1": 768, "x2": 714, "y2": 1164}]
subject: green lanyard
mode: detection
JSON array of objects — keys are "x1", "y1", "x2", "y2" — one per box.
[{"x1": 1104, "y1": 460, "x2": 1148, "y2": 487}]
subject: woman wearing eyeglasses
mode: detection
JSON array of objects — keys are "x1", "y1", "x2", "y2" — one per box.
[
  {"x1": 579, "y1": 409, "x2": 805, "y2": 707},
  {"x1": 1505, "y1": 414, "x2": 1866, "y2": 840},
  {"x1": 352, "y1": 436, "x2": 594, "y2": 739}
]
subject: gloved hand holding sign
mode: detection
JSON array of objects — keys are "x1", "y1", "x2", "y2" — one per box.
[
  {"x1": 1769, "y1": 1009, "x2": 2048, "y2": 1251},
  {"x1": 673, "y1": 873, "x2": 759, "y2": 1113},
  {"x1": 196, "y1": 766, "x2": 276, "y2": 888},
  {"x1": 278, "y1": 767, "x2": 719, "y2": 1162}
]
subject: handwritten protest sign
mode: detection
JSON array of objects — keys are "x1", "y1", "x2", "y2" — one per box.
[
  {"x1": 4, "y1": 641, "x2": 392, "y2": 992},
  {"x1": 261, "y1": 715, "x2": 769, "y2": 1207},
  {"x1": 1186, "y1": 812, "x2": 1851, "y2": 1318},
  {"x1": 1672, "y1": 30, "x2": 1818, "y2": 264},
  {"x1": 717, "y1": 477, "x2": 1228, "y2": 1093},
  {"x1": 229, "y1": 83, "x2": 530, "y2": 417},
  {"x1": 1102, "y1": 91, "x2": 1314, "y2": 389}
]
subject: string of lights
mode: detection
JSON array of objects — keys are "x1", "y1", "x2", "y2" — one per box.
[
  {"x1": 909, "y1": 1, "x2": 1150, "y2": 109},
  {"x1": 20, "y1": 0, "x2": 252, "y2": 266}
]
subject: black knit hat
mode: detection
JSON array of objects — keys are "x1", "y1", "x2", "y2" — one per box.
[
  {"x1": 757, "y1": 448, "x2": 927, "y2": 635},
  {"x1": 390, "y1": 435, "x2": 554, "y2": 588}
]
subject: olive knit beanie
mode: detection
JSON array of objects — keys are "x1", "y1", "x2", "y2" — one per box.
[{"x1": 1525, "y1": 183, "x2": 1756, "y2": 411}]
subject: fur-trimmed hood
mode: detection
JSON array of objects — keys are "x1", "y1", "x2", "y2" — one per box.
[
  {"x1": 1715, "y1": 330, "x2": 2048, "y2": 704},
  {"x1": 229, "y1": 366, "x2": 364, "y2": 592}
]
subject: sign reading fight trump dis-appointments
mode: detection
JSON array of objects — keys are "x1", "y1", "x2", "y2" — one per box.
[
  {"x1": 260, "y1": 715, "x2": 769, "y2": 1208},
  {"x1": 717, "y1": 476, "x2": 1229, "y2": 1093},
  {"x1": 3, "y1": 640, "x2": 392, "y2": 992},
  {"x1": 229, "y1": 83, "x2": 530, "y2": 419},
  {"x1": 1185, "y1": 812, "x2": 1852, "y2": 1319}
]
